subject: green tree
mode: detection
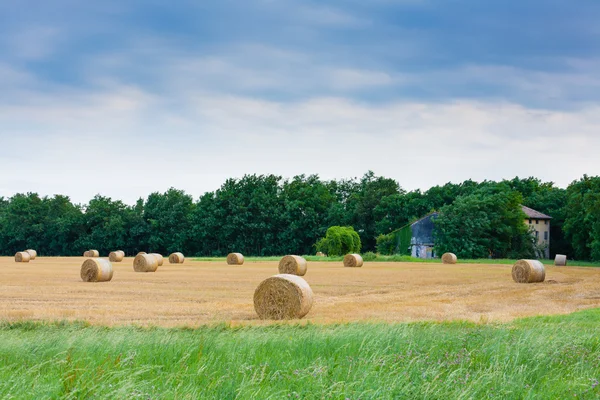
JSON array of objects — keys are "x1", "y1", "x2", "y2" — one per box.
[
  {"x1": 42, "y1": 195, "x2": 84, "y2": 256},
  {"x1": 280, "y1": 175, "x2": 338, "y2": 255},
  {"x1": 76, "y1": 195, "x2": 134, "y2": 256},
  {"x1": 346, "y1": 171, "x2": 401, "y2": 251},
  {"x1": 143, "y1": 188, "x2": 195, "y2": 255},
  {"x1": 0, "y1": 193, "x2": 47, "y2": 255},
  {"x1": 315, "y1": 226, "x2": 361, "y2": 256},
  {"x1": 564, "y1": 175, "x2": 600, "y2": 261},
  {"x1": 434, "y1": 187, "x2": 535, "y2": 259}
]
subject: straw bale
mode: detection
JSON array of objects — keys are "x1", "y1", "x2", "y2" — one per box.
[
  {"x1": 109, "y1": 250, "x2": 125, "y2": 262},
  {"x1": 133, "y1": 253, "x2": 159, "y2": 272},
  {"x1": 227, "y1": 253, "x2": 244, "y2": 265},
  {"x1": 253, "y1": 274, "x2": 314, "y2": 320},
  {"x1": 150, "y1": 253, "x2": 164, "y2": 266},
  {"x1": 81, "y1": 258, "x2": 114, "y2": 282},
  {"x1": 343, "y1": 253, "x2": 363, "y2": 268},
  {"x1": 554, "y1": 254, "x2": 567, "y2": 267},
  {"x1": 512, "y1": 259, "x2": 546, "y2": 283},
  {"x1": 15, "y1": 252, "x2": 31, "y2": 263},
  {"x1": 168, "y1": 252, "x2": 185, "y2": 264},
  {"x1": 25, "y1": 249, "x2": 37, "y2": 260},
  {"x1": 278, "y1": 255, "x2": 307, "y2": 276},
  {"x1": 442, "y1": 253, "x2": 457, "y2": 264},
  {"x1": 85, "y1": 250, "x2": 100, "y2": 258}
]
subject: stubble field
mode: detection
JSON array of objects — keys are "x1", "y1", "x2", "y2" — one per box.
[{"x1": 2, "y1": 256, "x2": 600, "y2": 326}]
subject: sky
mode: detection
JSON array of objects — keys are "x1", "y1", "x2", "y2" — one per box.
[{"x1": 1, "y1": 0, "x2": 599, "y2": 204}]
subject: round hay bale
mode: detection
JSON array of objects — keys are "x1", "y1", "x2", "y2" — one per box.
[
  {"x1": 343, "y1": 254, "x2": 363, "y2": 268},
  {"x1": 25, "y1": 249, "x2": 37, "y2": 260},
  {"x1": 227, "y1": 253, "x2": 244, "y2": 265},
  {"x1": 316, "y1": 251, "x2": 326, "y2": 257},
  {"x1": 555, "y1": 254, "x2": 567, "y2": 267},
  {"x1": 512, "y1": 259, "x2": 546, "y2": 283},
  {"x1": 278, "y1": 255, "x2": 307, "y2": 276},
  {"x1": 168, "y1": 252, "x2": 185, "y2": 264},
  {"x1": 15, "y1": 252, "x2": 31, "y2": 263},
  {"x1": 150, "y1": 253, "x2": 164, "y2": 266},
  {"x1": 253, "y1": 274, "x2": 314, "y2": 320},
  {"x1": 133, "y1": 254, "x2": 159, "y2": 272},
  {"x1": 137, "y1": 251, "x2": 147, "y2": 256},
  {"x1": 81, "y1": 259, "x2": 114, "y2": 282},
  {"x1": 86, "y1": 250, "x2": 99, "y2": 258},
  {"x1": 442, "y1": 253, "x2": 457, "y2": 264},
  {"x1": 109, "y1": 250, "x2": 125, "y2": 262}
]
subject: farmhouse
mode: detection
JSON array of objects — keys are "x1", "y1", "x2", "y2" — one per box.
[
  {"x1": 391, "y1": 213, "x2": 438, "y2": 259},
  {"x1": 388, "y1": 206, "x2": 552, "y2": 259},
  {"x1": 521, "y1": 205, "x2": 551, "y2": 259}
]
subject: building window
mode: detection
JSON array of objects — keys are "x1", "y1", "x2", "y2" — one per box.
[
  {"x1": 544, "y1": 231, "x2": 548, "y2": 240},
  {"x1": 536, "y1": 220, "x2": 539, "y2": 224},
  {"x1": 535, "y1": 231, "x2": 539, "y2": 239},
  {"x1": 529, "y1": 219, "x2": 532, "y2": 224},
  {"x1": 545, "y1": 220, "x2": 548, "y2": 225}
]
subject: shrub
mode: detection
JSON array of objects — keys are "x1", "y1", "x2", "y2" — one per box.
[
  {"x1": 362, "y1": 251, "x2": 377, "y2": 261},
  {"x1": 376, "y1": 234, "x2": 395, "y2": 255},
  {"x1": 315, "y1": 226, "x2": 361, "y2": 257}
]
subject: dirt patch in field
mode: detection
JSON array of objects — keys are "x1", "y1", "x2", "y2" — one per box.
[{"x1": 1, "y1": 257, "x2": 600, "y2": 326}]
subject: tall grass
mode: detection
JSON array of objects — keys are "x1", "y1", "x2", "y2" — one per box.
[{"x1": 1, "y1": 309, "x2": 600, "y2": 398}]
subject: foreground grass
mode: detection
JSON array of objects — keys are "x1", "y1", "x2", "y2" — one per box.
[
  {"x1": 2, "y1": 310, "x2": 600, "y2": 399},
  {"x1": 195, "y1": 255, "x2": 600, "y2": 267}
]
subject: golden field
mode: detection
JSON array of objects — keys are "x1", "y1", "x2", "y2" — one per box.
[{"x1": 1, "y1": 257, "x2": 599, "y2": 326}]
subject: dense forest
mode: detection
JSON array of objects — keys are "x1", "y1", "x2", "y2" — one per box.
[{"x1": 0, "y1": 172, "x2": 599, "y2": 260}]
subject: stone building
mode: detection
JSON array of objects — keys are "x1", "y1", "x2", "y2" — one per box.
[{"x1": 521, "y1": 205, "x2": 551, "y2": 259}]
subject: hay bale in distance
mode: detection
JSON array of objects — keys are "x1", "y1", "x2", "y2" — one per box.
[
  {"x1": 512, "y1": 259, "x2": 546, "y2": 283},
  {"x1": 227, "y1": 253, "x2": 244, "y2": 265},
  {"x1": 442, "y1": 253, "x2": 457, "y2": 264},
  {"x1": 278, "y1": 255, "x2": 307, "y2": 276},
  {"x1": 555, "y1": 254, "x2": 567, "y2": 267},
  {"x1": 133, "y1": 254, "x2": 159, "y2": 272},
  {"x1": 316, "y1": 252, "x2": 326, "y2": 257},
  {"x1": 109, "y1": 250, "x2": 125, "y2": 262},
  {"x1": 81, "y1": 259, "x2": 114, "y2": 282},
  {"x1": 343, "y1": 254, "x2": 363, "y2": 268},
  {"x1": 25, "y1": 249, "x2": 37, "y2": 260},
  {"x1": 253, "y1": 274, "x2": 314, "y2": 320},
  {"x1": 15, "y1": 252, "x2": 31, "y2": 263},
  {"x1": 168, "y1": 252, "x2": 185, "y2": 264},
  {"x1": 150, "y1": 253, "x2": 164, "y2": 266},
  {"x1": 84, "y1": 250, "x2": 100, "y2": 258}
]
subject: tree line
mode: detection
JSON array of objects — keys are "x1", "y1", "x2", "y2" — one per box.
[{"x1": 0, "y1": 172, "x2": 599, "y2": 260}]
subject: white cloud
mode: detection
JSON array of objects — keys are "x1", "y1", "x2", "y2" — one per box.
[{"x1": 1, "y1": 83, "x2": 598, "y2": 204}]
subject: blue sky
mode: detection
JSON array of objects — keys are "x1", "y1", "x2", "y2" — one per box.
[{"x1": 1, "y1": 0, "x2": 599, "y2": 203}]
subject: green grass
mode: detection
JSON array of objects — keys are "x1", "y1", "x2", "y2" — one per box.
[
  {"x1": 195, "y1": 255, "x2": 600, "y2": 267},
  {"x1": 2, "y1": 310, "x2": 600, "y2": 399}
]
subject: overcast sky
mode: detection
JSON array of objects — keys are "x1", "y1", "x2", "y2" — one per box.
[{"x1": 1, "y1": 0, "x2": 599, "y2": 204}]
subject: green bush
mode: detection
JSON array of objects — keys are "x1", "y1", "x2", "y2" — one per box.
[
  {"x1": 315, "y1": 226, "x2": 361, "y2": 256},
  {"x1": 376, "y1": 233, "x2": 395, "y2": 255},
  {"x1": 362, "y1": 251, "x2": 377, "y2": 261}
]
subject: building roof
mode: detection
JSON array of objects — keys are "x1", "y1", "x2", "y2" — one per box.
[
  {"x1": 521, "y1": 205, "x2": 552, "y2": 220},
  {"x1": 410, "y1": 212, "x2": 439, "y2": 227}
]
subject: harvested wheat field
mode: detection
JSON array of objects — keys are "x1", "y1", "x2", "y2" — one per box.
[{"x1": 1, "y1": 257, "x2": 600, "y2": 326}]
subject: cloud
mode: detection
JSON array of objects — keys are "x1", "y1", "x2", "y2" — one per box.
[
  {"x1": 0, "y1": 0, "x2": 599, "y2": 204},
  {"x1": 1, "y1": 81, "x2": 598, "y2": 203}
]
